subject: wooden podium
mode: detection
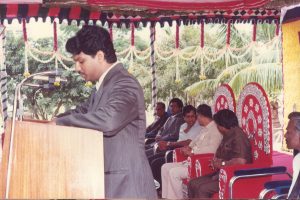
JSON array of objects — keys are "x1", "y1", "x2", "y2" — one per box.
[{"x1": 0, "y1": 120, "x2": 104, "y2": 199}]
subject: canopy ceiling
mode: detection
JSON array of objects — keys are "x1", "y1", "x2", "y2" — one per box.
[{"x1": 0, "y1": 0, "x2": 289, "y2": 26}]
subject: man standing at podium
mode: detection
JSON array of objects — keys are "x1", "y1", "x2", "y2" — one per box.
[{"x1": 53, "y1": 25, "x2": 157, "y2": 199}]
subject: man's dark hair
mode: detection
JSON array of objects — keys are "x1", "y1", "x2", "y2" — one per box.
[
  {"x1": 183, "y1": 105, "x2": 196, "y2": 117},
  {"x1": 66, "y1": 25, "x2": 117, "y2": 63},
  {"x1": 169, "y1": 98, "x2": 183, "y2": 109},
  {"x1": 288, "y1": 112, "x2": 300, "y2": 132},
  {"x1": 213, "y1": 109, "x2": 239, "y2": 129},
  {"x1": 196, "y1": 104, "x2": 212, "y2": 119},
  {"x1": 156, "y1": 102, "x2": 166, "y2": 111}
]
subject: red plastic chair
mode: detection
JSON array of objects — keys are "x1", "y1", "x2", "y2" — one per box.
[
  {"x1": 172, "y1": 84, "x2": 236, "y2": 197},
  {"x1": 186, "y1": 84, "x2": 236, "y2": 181},
  {"x1": 212, "y1": 84, "x2": 236, "y2": 114},
  {"x1": 217, "y1": 82, "x2": 288, "y2": 199},
  {"x1": 172, "y1": 148, "x2": 215, "y2": 197},
  {"x1": 185, "y1": 83, "x2": 288, "y2": 199}
]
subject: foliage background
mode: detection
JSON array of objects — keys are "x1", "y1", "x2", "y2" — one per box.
[{"x1": 4, "y1": 21, "x2": 281, "y2": 121}]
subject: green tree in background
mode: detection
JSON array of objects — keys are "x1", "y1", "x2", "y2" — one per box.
[
  {"x1": 4, "y1": 22, "x2": 281, "y2": 119},
  {"x1": 185, "y1": 23, "x2": 281, "y2": 102},
  {"x1": 5, "y1": 25, "x2": 92, "y2": 120}
]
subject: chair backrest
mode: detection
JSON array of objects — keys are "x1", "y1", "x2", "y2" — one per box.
[
  {"x1": 236, "y1": 82, "x2": 273, "y2": 165},
  {"x1": 212, "y1": 84, "x2": 236, "y2": 114}
]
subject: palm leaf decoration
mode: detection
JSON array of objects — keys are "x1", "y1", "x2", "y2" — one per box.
[
  {"x1": 229, "y1": 63, "x2": 282, "y2": 96},
  {"x1": 214, "y1": 62, "x2": 250, "y2": 85},
  {"x1": 185, "y1": 79, "x2": 216, "y2": 97}
]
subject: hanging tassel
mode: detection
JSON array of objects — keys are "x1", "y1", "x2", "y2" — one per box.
[
  {"x1": 200, "y1": 21, "x2": 204, "y2": 48},
  {"x1": 252, "y1": 22, "x2": 257, "y2": 42},
  {"x1": 225, "y1": 20, "x2": 231, "y2": 68},
  {"x1": 127, "y1": 23, "x2": 135, "y2": 74},
  {"x1": 226, "y1": 20, "x2": 231, "y2": 46},
  {"x1": 199, "y1": 21, "x2": 206, "y2": 80},
  {"x1": 22, "y1": 18, "x2": 28, "y2": 42},
  {"x1": 131, "y1": 23, "x2": 135, "y2": 47},
  {"x1": 251, "y1": 22, "x2": 257, "y2": 66},
  {"x1": 175, "y1": 24, "x2": 181, "y2": 83},
  {"x1": 53, "y1": 21, "x2": 58, "y2": 52},
  {"x1": 22, "y1": 18, "x2": 30, "y2": 77},
  {"x1": 175, "y1": 24, "x2": 179, "y2": 49},
  {"x1": 275, "y1": 21, "x2": 280, "y2": 36}
]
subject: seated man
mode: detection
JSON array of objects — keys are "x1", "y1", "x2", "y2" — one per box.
[
  {"x1": 188, "y1": 109, "x2": 252, "y2": 198},
  {"x1": 145, "y1": 98, "x2": 185, "y2": 157},
  {"x1": 156, "y1": 105, "x2": 202, "y2": 153},
  {"x1": 150, "y1": 105, "x2": 202, "y2": 186},
  {"x1": 285, "y1": 112, "x2": 300, "y2": 199},
  {"x1": 145, "y1": 102, "x2": 169, "y2": 139},
  {"x1": 161, "y1": 104, "x2": 223, "y2": 199}
]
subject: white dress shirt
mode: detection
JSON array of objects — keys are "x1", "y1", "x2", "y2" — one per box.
[
  {"x1": 189, "y1": 120, "x2": 223, "y2": 154},
  {"x1": 288, "y1": 153, "x2": 300, "y2": 197},
  {"x1": 96, "y1": 61, "x2": 120, "y2": 91},
  {"x1": 178, "y1": 122, "x2": 202, "y2": 141}
]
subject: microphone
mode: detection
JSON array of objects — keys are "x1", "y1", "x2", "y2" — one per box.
[
  {"x1": 31, "y1": 70, "x2": 68, "y2": 84},
  {"x1": 25, "y1": 70, "x2": 68, "y2": 88},
  {"x1": 33, "y1": 75, "x2": 68, "y2": 83},
  {"x1": 13, "y1": 70, "x2": 68, "y2": 120}
]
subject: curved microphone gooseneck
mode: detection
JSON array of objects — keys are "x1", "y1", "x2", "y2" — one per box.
[{"x1": 4, "y1": 70, "x2": 67, "y2": 199}]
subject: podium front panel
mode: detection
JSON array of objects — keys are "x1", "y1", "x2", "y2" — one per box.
[{"x1": 0, "y1": 121, "x2": 104, "y2": 199}]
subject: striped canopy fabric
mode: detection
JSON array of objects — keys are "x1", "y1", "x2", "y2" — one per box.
[
  {"x1": 0, "y1": 2, "x2": 280, "y2": 27},
  {"x1": 86, "y1": 0, "x2": 271, "y2": 11},
  {"x1": 0, "y1": 0, "x2": 42, "y2": 3}
]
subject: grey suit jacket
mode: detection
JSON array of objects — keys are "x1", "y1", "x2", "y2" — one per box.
[
  {"x1": 56, "y1": 63, "x2": 157, "y2": 199},
  {"x1": 157, "y1": 112, "x2": 185, "y2": 141}
]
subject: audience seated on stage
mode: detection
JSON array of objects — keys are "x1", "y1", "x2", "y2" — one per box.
[
  {"x1": 285, "y1": 112, "x2": 300, "y2": 199},
  {"x1": 161, "y1": 104, "x2": 222, "y2": 199},
  {"x1": 145, "y1": 102, "x2": 169, "y2": 139},
  {"x1": 188, "y1": 109, "x2": 252, "y2": 198},
  {"x1": 150, "y1": 105, "x2": 202, "y2": 187},
  {"x1": 145, "y1": 98, "x2": 185, "y2": 157}
]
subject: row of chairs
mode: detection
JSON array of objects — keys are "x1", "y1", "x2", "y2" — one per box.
[{"x1": 170, "y1": 82, "x2": 292, "y2": 199}]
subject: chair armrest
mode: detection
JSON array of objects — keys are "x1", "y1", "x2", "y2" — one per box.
[
  {"x1": 219, "y1": 164, "x2": 289, "y2": 199},
  {"x1": 259, "y1": 180, "x2": 292, "y2": 199},
  {"x1": 274, "y1": 185, "x2": 291, "y2": 195},
  {"x1": 233, "y1": 166, "x2": 287, "y2": 176},
  {"x1": 165, "y1": 150, "x2": 173, "y2": 163},
  {"x1": 187, "y1": 153, "x2": 215, "y2": 179},
  {"x1": 173, "y1": 148, "x2": 188, "y2": 162},
  {"x1": 264, "y1": 180, "x2": 292, "y2": 189}
]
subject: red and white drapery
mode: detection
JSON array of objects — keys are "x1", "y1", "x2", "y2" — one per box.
[
  {"x1": 0, "y1": 0, "x2": 270, "y2": 10},
  {"x1": 88, "y1": 0, "x2": 270, "y2": 11},
  {"x1": 0, "y1": 0, "x2": 42, "y2": 3}
]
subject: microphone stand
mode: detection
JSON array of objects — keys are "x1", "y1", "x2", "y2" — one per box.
[{"x1": 5, "y1": 70, "x2": 65, "y2": 199}]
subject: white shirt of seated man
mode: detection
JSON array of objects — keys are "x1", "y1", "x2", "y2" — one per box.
[
  {"x1": 161, "y1": 120, "x2": 223, "y2": 199},
  {"x1": 178, "y1": 122, "x2": 202, "y2": 141}
]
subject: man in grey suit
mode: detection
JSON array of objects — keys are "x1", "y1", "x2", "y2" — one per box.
[{"x1": 53, "y1": 25, "x2": 157, "y2": 199}]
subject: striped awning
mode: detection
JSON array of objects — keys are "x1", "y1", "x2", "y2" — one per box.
[
  {"x1": 0, "y1": 0, "x2": 280, "y2": 27},
  {"x1": 86, "y1": 0, "x2": 271, "y2": 11}
]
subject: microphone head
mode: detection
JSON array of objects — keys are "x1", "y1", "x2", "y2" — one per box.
[{"x1": 32, "y1": 70, "x2": 68, "y2": 86}]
